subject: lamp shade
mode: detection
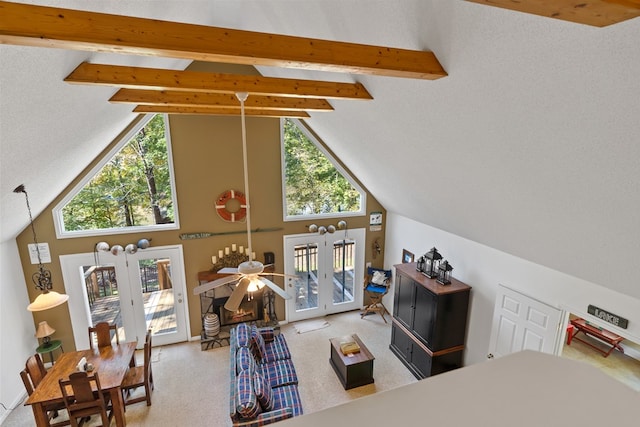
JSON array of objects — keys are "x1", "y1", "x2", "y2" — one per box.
[
  {"x1": 35, "y1": 320, "x2": 55, "y2": 338},
  {"x1": 28, "y1": 291, "x2": 70, "y2": 312}
]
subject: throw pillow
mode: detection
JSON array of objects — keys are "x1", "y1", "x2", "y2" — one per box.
[
  {"x1": 250, "y1": 325, "x2": 267, "y2": 361},
  {"x1": 372, "y1": 270, "x2": 388, "y2": 285},
  {"x1": 236, "y1": 323, "x2": 251, "y2": 347},
  {"x1": 253, "y1": 371, "x2": 274, "y2": 411},
  {"x1": 236, "y1": 369, "x2": 262, "y2": 419},
  {"x1": 237, "y1": 346, "x2": 256, "y2": 374}
]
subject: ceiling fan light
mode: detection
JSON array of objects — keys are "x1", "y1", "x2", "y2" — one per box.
[{"x1": 238, "y1": 260, "x2": 264, "y2": 275}]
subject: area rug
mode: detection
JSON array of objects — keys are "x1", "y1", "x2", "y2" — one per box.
[{"x1": 293, "y1": 319, "x2": 330, "y2": 334}]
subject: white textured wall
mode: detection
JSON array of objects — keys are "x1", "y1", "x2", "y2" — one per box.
[
  {"x1": 0, "y1": 240, "x2": 38, "y2": 424},
  {"x1": 384, "y1": 212, "x2": 640, "y2": 366}
]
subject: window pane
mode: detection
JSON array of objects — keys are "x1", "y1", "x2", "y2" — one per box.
[
  {"x1": 283, "y1": 118, "x2": 363, "y2": 218},
  {"x1": 61, "y1": 115, "x2": 175, "y2": 232}
]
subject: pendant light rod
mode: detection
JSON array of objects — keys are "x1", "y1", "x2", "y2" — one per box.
[{"x1": 235, "y1": 92, "x2": 253, "y2": 262}]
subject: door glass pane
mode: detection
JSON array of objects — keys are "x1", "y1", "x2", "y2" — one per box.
[
  {"x1": 293, "y1": 244, "x2": 319, "y2": 311},
  {"x1": 138, "y1": 258, "x2": 177, "y2": 335},
  {"x1": 83, "y1": 263, "x2": 125, "y2": 343},
  {"x1": 332, "y1": 239, "x2": 355, "y2": 304}
]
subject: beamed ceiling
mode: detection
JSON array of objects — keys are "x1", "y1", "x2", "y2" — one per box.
[{"x1": 1, "y1": 1, "x2": 639, "y2": 303}]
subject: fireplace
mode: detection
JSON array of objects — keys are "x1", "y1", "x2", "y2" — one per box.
[{"x1": 215, "y1": 294, "x2": 263, "y2": 327}]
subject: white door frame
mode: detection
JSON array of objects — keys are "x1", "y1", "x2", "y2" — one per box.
[
  {"x1": 60, "y1": 244, "x2": 190, "y2": 349},
  {"x1": 284, "y1": 228, "x2": 365, "y2": 322}
]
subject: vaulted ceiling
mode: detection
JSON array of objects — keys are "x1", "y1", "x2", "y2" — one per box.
[{"x1": 1, "y1": 1, "x2": 639, "y2": 299}]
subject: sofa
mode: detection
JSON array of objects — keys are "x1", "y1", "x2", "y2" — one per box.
[{"x1": 229, "y1": 323, "x2": 303, "y2": 427}]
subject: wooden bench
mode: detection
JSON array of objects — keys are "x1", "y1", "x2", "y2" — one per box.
[{"x1": 569, "y1": 318, "x2": 624, "y2": 357}]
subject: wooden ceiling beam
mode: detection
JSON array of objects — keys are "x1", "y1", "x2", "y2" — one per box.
[
  {"x1": 133, "y1": 105, "x2": 310, "y2": 118},
  {"x1": 110, "y1": 89, "x2": 333, "y2": 111},
  {"x1": 0, "y1": 1, "x2": 446, "y2": 80},
  {"x1": 466, "y1": 0, "x2": 640, "y2": 27},
  {"x1": 65, "y1": 63, "x2": 373, "y2": 100}
]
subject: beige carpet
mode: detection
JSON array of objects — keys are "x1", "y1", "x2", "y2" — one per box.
[{"x1": 3, "y1": 310, "x2": 417, "y2": 426}]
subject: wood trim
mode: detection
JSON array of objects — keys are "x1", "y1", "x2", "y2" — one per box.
[
  {"x1": 65, "y1": 63, "x2": 373, "y2": 100},
  {"x1": 391, "y1": 317, "x2": 465, "y2": 357},
  {"x1": 466, "y1": 0, "x2": 640, "y2": 27},
  {"x1": 132, "y1": 105, "x2": 310, "y2": 118},
  {"x1": 0, "y1": 1, "x2": 446, "y2": 79},
  {"x1": 110, "y1": 89, "x2": 333, "y2": 111}
]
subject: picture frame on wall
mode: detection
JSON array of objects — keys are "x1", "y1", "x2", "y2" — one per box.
[{"x1": 402, "y1": 249, "x2": 414, "y2": 263}]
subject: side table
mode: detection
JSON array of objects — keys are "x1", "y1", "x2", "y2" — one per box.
[{"x1": 36, "y1": 339, "x2": 64, "y2": 365}]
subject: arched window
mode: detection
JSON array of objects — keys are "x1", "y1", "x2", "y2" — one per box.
[
  {"x1": 281, "y1": 118, "x2": 365, "y2": 221},
  {"x1": 53, "y1": 114, "x2": 179, "y2": 238}
]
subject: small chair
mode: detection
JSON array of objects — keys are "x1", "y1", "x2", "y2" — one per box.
[
  {"x1": 88, "y1": 322, "x2": 119, "y2": 349},
  {"x1": 20, "y1": 354, "x2": 69, "y2": 427},
  {"x1": 360, "y1": 267, "x2": 392, "y2": 323},
  {"x1": 121, "y1": 329, "x2": 154, "y2": 406},
  {"x1": 59, "y1": 371, "x2": 113, "y2": 427}
]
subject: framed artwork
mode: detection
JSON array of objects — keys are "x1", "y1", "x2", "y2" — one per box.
[{"x1": 402, "y1": 249, "x2": 414, "y2": 264}]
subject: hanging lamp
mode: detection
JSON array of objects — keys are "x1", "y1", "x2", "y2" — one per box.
[{"x1": 13, "y1": 184, "x2": 69, "y2": 311}]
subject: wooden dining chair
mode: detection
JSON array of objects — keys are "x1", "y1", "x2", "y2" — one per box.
[
  {"x1": 20, "y1": 354, "x2": 70, "y2": 427},
  {"x1": 59, "y1": 371, "x2": 113, "y2": 427},
  {"x1": 122, "y1": 329, "x2": 154, "y2": 406},
  {"x1": 88, "y1": 322, "x2": 119, "y2": 349}
]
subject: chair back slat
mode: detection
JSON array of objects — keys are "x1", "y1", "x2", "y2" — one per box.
[{"x1": 88, "y1": 322, "x2": 119, "y2": 348}]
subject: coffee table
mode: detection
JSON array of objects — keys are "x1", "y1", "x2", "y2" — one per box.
[{"x1": 329, "y1": 334, "x2": 374, "y2": 389}]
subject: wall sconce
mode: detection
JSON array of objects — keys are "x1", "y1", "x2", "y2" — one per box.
[
  {"x1": 14, "y1": 185, "x2": 69, "y2": 312},
  {"x1": 95, "y1": 238, "x2": 150, "y2": 256},
  {"x1": 308, "y1": 220, "x2": 347, "y2": 235}
]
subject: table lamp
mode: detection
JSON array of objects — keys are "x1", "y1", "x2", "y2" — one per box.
[{"x1": 35, "y1": 320, "x2": 55, "y2": 347}]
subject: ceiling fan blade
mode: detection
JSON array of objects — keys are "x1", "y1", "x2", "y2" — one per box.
[
  {"x1": 224, "y1": 278, "x2": 250, "y2": 311},
  {"x1": 261, "y1": 271, "x2": 299, "y2": 280},
  {"x1": 193, "y1": 274, "x2": 241, "y2": 295},
  {"x1": 259, "y1": 277, "x2": 292, "y2": 300}
]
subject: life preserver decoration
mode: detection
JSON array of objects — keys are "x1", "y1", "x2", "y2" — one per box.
[{"x1": 215, "y1": 190, "x2": 247, "y2": 222}]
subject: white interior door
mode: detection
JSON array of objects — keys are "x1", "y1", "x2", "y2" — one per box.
[
  {"x1": 284, "y1": 228, "x2": 365, "y2": 322},
  {"x1": 488, "y1": 284, "x2": 563, "y2": 359},
  {"x1": 61, "y1": 245, "x2": 189, "y2": 349}
]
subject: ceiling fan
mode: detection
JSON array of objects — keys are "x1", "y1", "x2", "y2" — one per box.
[{"x1": 194, "y1": 92, "x2": 293, "y2": 312}]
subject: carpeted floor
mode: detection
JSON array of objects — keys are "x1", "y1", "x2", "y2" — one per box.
[{"x1": 3, "y1": 310, "x2": 417, "y2": 426}]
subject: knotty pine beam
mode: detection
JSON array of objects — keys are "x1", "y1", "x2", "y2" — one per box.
[
  {"x1": 132, "y1": 105, "x2": 310, "y2": 118},
  {"x1": 0, "y1": 1, "x2": 446, "y2": 79},
  {"x1": 65, "y1": 63, "x2": 373, "y2": 100},
  {"x1": 110, "y1": 89, "x2": 333, "y2": 111},
  {"x1": 466, "y1": 0, "x2": 640, "y2": 27}
]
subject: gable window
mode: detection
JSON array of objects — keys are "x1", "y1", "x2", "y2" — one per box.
[
  {"x1": 53, "y1": 114, "x2": 179, "y2": 238},
  {"x1": 282, "y1": 118, "x2": 365, "y2": 221}
]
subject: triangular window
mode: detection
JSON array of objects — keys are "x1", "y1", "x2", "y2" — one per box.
[
  {"x1": 282, "y1": 118, "x2": 365, "y2": 220},
  {"x1": 53, "y1": 114, "x2": 179, "y2": 238}
]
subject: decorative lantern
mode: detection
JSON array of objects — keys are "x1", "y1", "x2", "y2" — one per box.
[
  {"x1": 436, "y1": 260, "x2": 453, "y2": 285},
  {"x1": 422, "y1": 247, "x2": 442, "y2": 278}
]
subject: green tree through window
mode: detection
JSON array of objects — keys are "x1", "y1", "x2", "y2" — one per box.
[
  {"x1": 61, "y1": 115, "x2": 175, "y2": 232},
  {"x1": 283, "y1": 118, "x2": 363, "y2": 217}
]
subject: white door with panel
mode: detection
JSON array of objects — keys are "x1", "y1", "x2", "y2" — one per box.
[
  {"x1": 60, "y1": 245, "x2": 189, "y2": 349},
  {"x1": 488, "y1": 284, "x2": 562, "y2": 359},
  {"x1": 284, "y1": 228, "x2": 365, "y2": 322}
]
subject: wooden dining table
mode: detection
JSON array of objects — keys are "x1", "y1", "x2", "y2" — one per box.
[{"x1": 25, "y1": 341, "x2": 137, "y2": 427}]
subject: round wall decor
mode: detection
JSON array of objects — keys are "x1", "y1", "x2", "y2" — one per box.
[{"x1": 215, "y1": 189, "x2": 247, "y2": 222}]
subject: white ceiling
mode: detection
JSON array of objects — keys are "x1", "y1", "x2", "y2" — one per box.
[{"x1": 1, "y1": 1, "x2": 639, "y2": 299}]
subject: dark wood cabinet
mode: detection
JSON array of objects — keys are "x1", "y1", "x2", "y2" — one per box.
[{"x1": 390, "y1": 262, "x2": 471, "y2": 379}]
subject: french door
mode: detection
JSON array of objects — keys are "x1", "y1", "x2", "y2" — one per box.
[
  {"x1": 60, "y1": 245, "x2": 189, "y2": 349},
  {"x1": 284, "y1": 228, "x2": 365, "y2": 322}
]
